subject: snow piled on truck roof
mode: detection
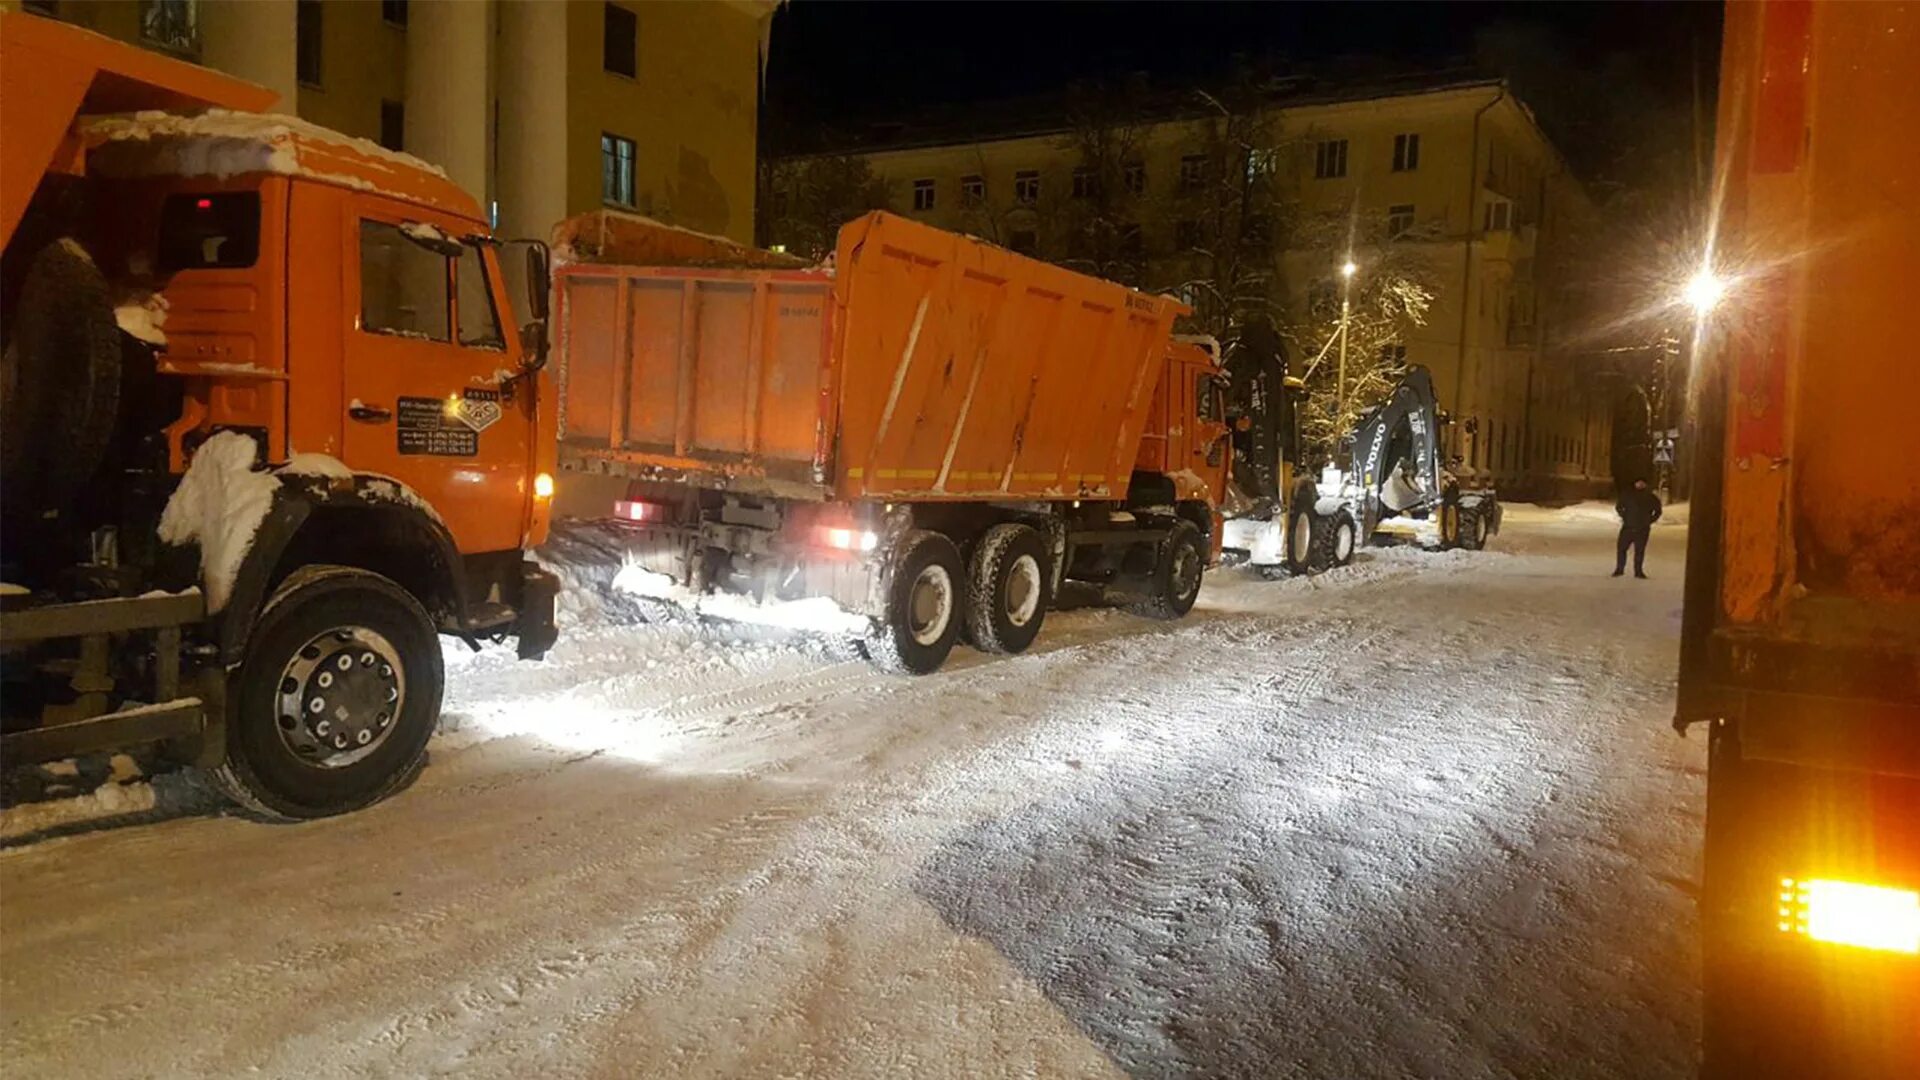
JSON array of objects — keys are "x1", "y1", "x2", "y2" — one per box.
[{"x1": 81, "y1": 109, "x2": 449, "y2": 192}]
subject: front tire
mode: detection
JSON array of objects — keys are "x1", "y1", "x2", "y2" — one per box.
[
  {"x1": 1457, "y1": 506, "x2": 1489, "y2": 551},
  {"x1": 862, "y1": 530, "x2": 964, "y2": 675},
  {"x1": 1315, "y1": 508, "x2": 1358, "y2": 567},
  {"x1": 211, "y1": 566, "x2": 442, "y2": 820},
  {"x1": 965, "y1": 523, "x2": 1050, "y2": 655},
  {"x1": 1128, "y1": 519, "x2": 1205, "y2": 620}
]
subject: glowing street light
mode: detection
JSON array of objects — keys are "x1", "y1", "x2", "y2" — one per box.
[
  {"x1": 1340, "y1": 259, "x2": 1358, "y2": 279},
  {"x1": 1684, "y1": 267, "x2": 1727, "y2": 314}
]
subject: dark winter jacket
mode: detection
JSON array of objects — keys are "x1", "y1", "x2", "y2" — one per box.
[{"x1": 1617, "y1": 488, "x2": 1663, "y2": 533}]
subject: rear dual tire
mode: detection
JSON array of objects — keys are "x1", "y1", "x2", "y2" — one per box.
[
  {"x1": 965, "y1": 523, "x2": 1050, "y2": 656},
  {"x1": 863, "y1": 530, "x2": 965, "y2": 675}
]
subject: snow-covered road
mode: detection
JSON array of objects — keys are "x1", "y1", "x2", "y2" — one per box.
[{"x1": 0, "y1": 505, "x2": 1702, "y2": 1078}]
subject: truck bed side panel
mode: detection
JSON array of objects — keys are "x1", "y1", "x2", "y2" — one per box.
[{"x1": 832, "y1": 212, "x2": 1182, "y2": 501}]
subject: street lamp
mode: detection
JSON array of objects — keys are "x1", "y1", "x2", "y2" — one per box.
[
  {"x1": 1337, "y1": 257, "x2": 1357, "y2": 414},
  {"x1": 1683, "y1": 267, "x2": 1727, "y2": 314}
]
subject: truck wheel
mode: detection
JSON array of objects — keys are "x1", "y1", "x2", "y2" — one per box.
[
  {"x1": 1128, "y1": 519, "x2": 1205, "y2": 620},
  {"x1": 1315, "y1": 509, "x2": 1358, "y2": 567},
  {"x1": 211, "y1": 566, "x2": 442, "y2": 819},
  {"x1": 965, "y1": 523, "x2": 1050, "y2": 655},
  {"x1": 1, "y1": 239, "x2": 121, "y2": 512},
  {"x1": 862, "y1": 530, "x2": 963, "y2": 675},
  {"x1": 1437, "y1": 503, "x2": 1462, "y2": 549}
]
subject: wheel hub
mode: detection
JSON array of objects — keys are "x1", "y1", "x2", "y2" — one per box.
[
  {"x1": 908, "y1": 565, "x2": 954, "y2": 646},
  {"x1": 275, "y1": 627, "x2": 406, "y2": 768},
  {"x1": 1006, "y1": 554, "x2": 1042, "y2": 627},
  {"x1": 1171, "y1": 542, "x2": 1201, "y2": 600}
]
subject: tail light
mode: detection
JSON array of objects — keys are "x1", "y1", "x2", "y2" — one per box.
[
  {"x1": 816, "y1": 526, "x2": 879, "y2": 553},
  {"x1": 614, "y1": 499, "x2": 664, "y2": 523},
  {"x1": 1778, "y1": 877, "x2": 1920, "y2": 954}
]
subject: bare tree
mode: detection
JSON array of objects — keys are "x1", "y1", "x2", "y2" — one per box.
[
  {"x1": 758, "y1": 152, "x2": 894, "y2": 259},
  {"x1": 1053, "y1": 80, "x2": 1156, "y2": 286}
]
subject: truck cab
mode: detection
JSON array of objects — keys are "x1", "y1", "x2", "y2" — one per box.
[{"x1": 0, "y1": 12, "x2": 556, "y2": 818}]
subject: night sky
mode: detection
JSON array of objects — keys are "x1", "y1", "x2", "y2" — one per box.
[{"x1": 764, "y1": 1, "x2": 1723, "y2": 178}]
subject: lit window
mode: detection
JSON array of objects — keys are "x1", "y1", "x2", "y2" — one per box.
[{"x1": 601, "y1": 133, "x2": 636, "y2": 207}]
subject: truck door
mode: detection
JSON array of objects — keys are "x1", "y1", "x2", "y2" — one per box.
[{"x1": 340, "y1": 199, "x2": 532, "y2": 554}]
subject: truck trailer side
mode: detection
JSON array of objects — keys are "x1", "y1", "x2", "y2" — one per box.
[
  {"x1": 1680, "y1": 1, "x2": 1920, "y2": 1074},
  {"x1": 553, "y1": 211, "x2": 1224, "y2": 673}
]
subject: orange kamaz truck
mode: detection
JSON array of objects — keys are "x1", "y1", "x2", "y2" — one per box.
[
  {"x1": 0, "y1": 12, "x2": 557, "y2": 818},
  {"x1": 1679, "y1": 1, "x2": 1920, "y2": 1075},
  {"x1": 552, "y1": 210, "x2": 1228, "y2": 673}
]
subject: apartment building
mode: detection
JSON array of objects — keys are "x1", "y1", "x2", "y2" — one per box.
[
  {"x1": 772, "y1": 77, "x2": 1615, "y2": 495},
  {"x1": 10, "y1": 0, "x2": 774, "y2": 243}
]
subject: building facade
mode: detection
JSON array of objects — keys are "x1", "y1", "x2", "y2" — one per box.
[
  {"x1": 772, "y1": 79, "x2": 1614, "y2": 496},
  {"x1": 10, "y1": 0, "x2": 772, "y2": 244}
]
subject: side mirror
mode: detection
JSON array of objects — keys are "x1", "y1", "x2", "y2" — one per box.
[{"x1": 510, "y1": 240, "x2": 551, "y2": 372}]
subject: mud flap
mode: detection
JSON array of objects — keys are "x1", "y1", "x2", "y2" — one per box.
[{"x1": 515, "y1": 563, "x2": 560, "y2": 659}]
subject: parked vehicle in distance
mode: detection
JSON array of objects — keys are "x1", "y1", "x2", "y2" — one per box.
[
  {"x1": 0, "y1": 12, "x2": 556, "y2": 819},
  {"x1": 551, "y1": 210, "x2": 1225, "y2": 673}
]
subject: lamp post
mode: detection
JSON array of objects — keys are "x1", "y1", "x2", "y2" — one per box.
[{"x1": 1336, "y1": 258, "x2": 1358, "y2": 415}]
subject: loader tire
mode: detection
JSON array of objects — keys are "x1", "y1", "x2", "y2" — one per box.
[
  {"x1": 1457, "y1": 506, "x2": 1490, "y2": 551},
  {"x1": 964, "y1": 523, "x2": 1050, "y2": 655},
  {"x1": 1128, "y1": 519, "x2": 1205, "y2": 620},
  {"x1": 1283, "y1": 507, "x2": 1316, "y2": 575},
  {"x1": 1, "y1": 239, "x2": 121, "y2": 512},
  {"x1": 1314, "y1": 508, "x2": 1358, "y2": 568},
  {"x1": 211, "y1": 566, "x2": 442, "y2": 820},
  {"x1": 862, "y1": 530, "x2": 963, "y2": 675}
]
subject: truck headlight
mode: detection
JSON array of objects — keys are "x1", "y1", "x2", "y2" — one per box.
[
  {"x1": 1778, "y1": 877, "x2": 1920, "y2": 954},
  {"x1": 533, "y1": 472, "x2": 555, "y2": 499}
]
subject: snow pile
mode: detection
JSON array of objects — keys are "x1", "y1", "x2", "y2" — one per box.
[
  {"x1": 82, "y1": 110, "x2": 451, "y2": 194},
  {"x1": 156, "y1": 431, "x2": 279, "y2": 611},
  {"x1": 112, "y1": 289, "x2": 169, "y2": 346},
  {"x1": 613, "y1": 559, "x2": 870, "y2": 637}
]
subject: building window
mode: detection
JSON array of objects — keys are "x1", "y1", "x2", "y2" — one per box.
[
  {"x1": 1123, "y1": 161, "x2": 1146, "y2": 196},
  {"x1": 1174, "y1": 220, "x2": 1201, "y2": 250},
  {"x1": 382, "y1": 0, "x2": 408, "y2": 27},
  {"x1": 295, "y1": 0, "x2": 322, "y2": 87},
  {"x1": 1392, "y1": 133, "x2": 1420, "y2": 172},
  {"x1": 912, "y1": 179, "x2": 935, "y2": 211},
  {"x1": 380, "y1": 100, "x2": 405, "y2": 152},
  {"x1": 1008, "y1": 229, "x2": 1038, "y2": 255},
  {"x1": 1387, "y1": 204, "x2": 1415, "y2": 240},
  {"x1": 1178, "y1": 154, "x2": 1206, "y2": 193},
  {"x1": 360, "y1": 220, "x2": 450, "y2": 342},
  {"x1": 601, "y1": 133, "x2": 636, "y2": 207},
  {"x1": 1313, "y1": 139, "x2": 1348, "y2": 180},
  {"x1": 604, "y1": 3, "x2": 637, "y2": 78},
  {"x1": 1484, "y1": 200, "x2": 1512, "y2": 232},
  {"x1": 960, "y1": 175, "x2": 985, "y2": 207},
  {"x1": 140, "y1": 0, "x2": 199, "y2": 54},
  {"x1": 1014, "y1": 170, "x2": 1040, "y2": 205},
  {"x1": 1071, "y1": 167, "x2": 1099, "y2": 201}
]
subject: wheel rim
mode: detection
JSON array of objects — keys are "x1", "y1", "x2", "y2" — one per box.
[
  {"x1": 1005, "y1": 553, "x2": 1042, "y2": 627},
  {"x1": 1171, "y1": 541, "x2": 1202, "y2": 602},
  {"x1": 274, "y1": 626, "x2": 407, "y2": 768},
  {"x1": 1336, "y1": 522, "x2": 1354, "y2": 561},
  {"x1": 1290, "y1": 514, "x2": 1312, "y2": 562},
  {"x1": 908, "y1": 564, "x2": 954, "y2": 646}
]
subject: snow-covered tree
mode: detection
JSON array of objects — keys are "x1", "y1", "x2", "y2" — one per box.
[{"x1": 1283, "y1": 207, "x2": 1438, "y2": 462}]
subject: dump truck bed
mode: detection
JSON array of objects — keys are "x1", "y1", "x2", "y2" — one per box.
[{"x1": 554, "y1": 211, "x2": 1184, "y2": 503}]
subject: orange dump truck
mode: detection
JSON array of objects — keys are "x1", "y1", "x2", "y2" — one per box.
[
  {"x1": 554, "y1": 210, "x2": 1227, "y2": 672},
  {"x1": 0, "y1": 12, "x2": 556, "y2": 818},
  {"x1": 1679, "y1": 1, "x2": 1920, "y2": 1074}
]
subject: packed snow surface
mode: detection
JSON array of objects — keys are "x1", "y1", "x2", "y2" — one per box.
[
  {"x1": 0, "y1": 506, "x2": 1701, "y2": 1078},
  {"x1": 82, "y1": 110, "x2": 451, "y2": 196},
  {"x1": 155, "y1": 430, "x2": 279, "y2": 611}
]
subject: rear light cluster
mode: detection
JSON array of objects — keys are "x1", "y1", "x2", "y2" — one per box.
[
  {"x1": 1777, "y1": 877, "x2": 1920, "y2": 954},
  {"x1": 818, "y1": 526, "x2": 879, "y2": 553},
  {"x1": 614, "y1": 500, "x2": 665, "y2": 523}
]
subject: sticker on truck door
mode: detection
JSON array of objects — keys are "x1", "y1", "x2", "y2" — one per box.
[{"x1": 397, "y1": 388, "x2": 499, "y2": 456}]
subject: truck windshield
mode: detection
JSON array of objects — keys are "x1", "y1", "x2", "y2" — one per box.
[{"x1": 158, "y1": 192, "x2": 261, "y2": 271}]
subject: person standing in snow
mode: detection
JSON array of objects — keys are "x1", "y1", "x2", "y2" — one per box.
[{"x1": 1613, "y1": 477, "x2": 1662, "y2": 578}]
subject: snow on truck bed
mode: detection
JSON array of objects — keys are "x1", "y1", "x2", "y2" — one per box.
[{"x1": 0, "y1": 506, "x2": 1702, "y2": 1078}]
